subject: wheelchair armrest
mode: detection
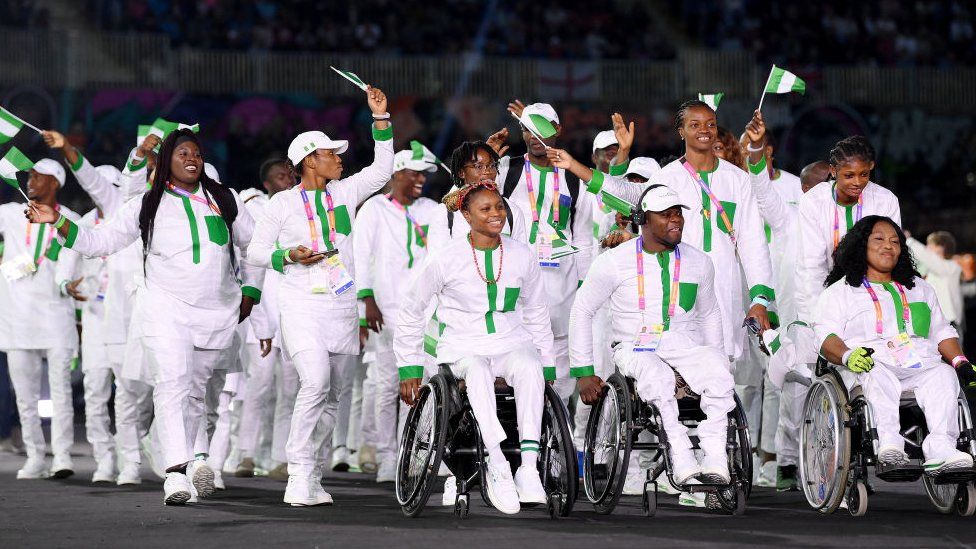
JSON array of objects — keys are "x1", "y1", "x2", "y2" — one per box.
[{"x1": 815, "y1": 355, "x2": 833, "y2": 378}]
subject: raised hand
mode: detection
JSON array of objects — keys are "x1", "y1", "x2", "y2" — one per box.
[
  {"x1": 546, "y1": 148, "x2": 574, "y2": 170},
  {"x1": 486, "y1": 127, "x2": 510, "y2": 157},
  {"x1": 744, "y1": 109, "x2": 766, "y2": 148},
  {"x1": 366, "y1": 85, "x2": 388, "y2": 115},
  {"x1": 42, "y1": 130, "x2": 66, "y2": 149},
  {"x1": 611, "y1": 113, "x2": 635, "y2": 151},
  {"x1": 506, "y1": 99, "x2": 526, "y2": 119},
  {"x1": 25, "y1": 201, "x2": 59, "y2": 224}
]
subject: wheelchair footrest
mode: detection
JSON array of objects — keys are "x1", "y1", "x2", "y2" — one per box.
[
  {"x1": 931, "y1": 468, "x2": 976, "y2": 485},
  {"x1": 875, "y1": 462, "x2": 923, "y2": 482}
]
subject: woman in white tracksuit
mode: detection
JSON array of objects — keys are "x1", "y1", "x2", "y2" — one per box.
[
  {"x1": 246, "y1": 85, "x2": 393, "y2": 506},
  {"x1": 816, "y1": 216, "x2": 975, "y2": 474},
  {"x1": 396, "y1": 182, "x2": 553, "y2": 516},
  {"x1": 28, "y1": 129, "x2": 263, "y2": 505}
]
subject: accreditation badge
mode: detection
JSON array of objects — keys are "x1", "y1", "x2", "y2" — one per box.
[
  {"x1": 887, "y1": 332, "x2": 922, "y2": 369},
  {"x1": 537, "y1": 234, "x2": 559, "y2": 269},
  {"x1": 310, "y1": 251, "x2": 354, "y2": 297},
  {"x1": 0, "y1": 253, "x2": 37, "y2": 282},
  {"x1": 633, "y1": 324, "x2": 664, "y2": 353}
]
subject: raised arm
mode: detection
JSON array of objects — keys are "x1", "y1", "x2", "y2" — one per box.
[
  {"x1": 547, "y1": 148, "x2": 642, "y2": 209},
  {"x1": 43, "y1": 131, "x2": 122, "y2": 216},
  {"x1": 341, "y1": 87, "x2": 394, "y2": 206}
]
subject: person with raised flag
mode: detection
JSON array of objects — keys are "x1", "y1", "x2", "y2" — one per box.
[
  {"x1": 245, "y1": 84, "x2": 393, "y2": 507},
  {"x1": 485, "y1": 100, "x2": 599, "y2": 401},
  {"x1": 353, "y1": 148, "x2": 438, "y2": 483},
  {"x1": 26, "y1": 129, "x2": 265, "y2": 505},
  {"x1": 569, "y1": 184, "x2": 736, "y2": 486},
  {"x1": 396, "y1": 181, "x2": 553, "y2": 515},
  {"x1": 0, "y1": 157, "x2": 81, "y2": 481}
]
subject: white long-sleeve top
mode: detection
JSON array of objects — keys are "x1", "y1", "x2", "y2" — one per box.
[
  {"x1": 585, "y1": 157, "x2": 775, "y2": 358},
  {"x1": 427, "y1": 199, "x2": 527, "y2": 251},
  {"x1": 906, "y1": 237, "x2": 963, "y2": 325},
  {"x1": 57, "y1": 186, "x2": 262, "y2": 349},
  {"x1": 568, "y1": 240, "x2": 722, "y2": 377},
  {"x1": 352, "y1": 194, "x2": 439, "y2": 313},
  {"x1": 770, "y1": 169, "x2": 803, "y2": 206},
  {"x1": 237, "y1": 192, "x2": 281, "y2": 346},
  {"x1": 796, "y1": 181, "x2": 901, "y2": 322},
  {"x1": 0, "y1": 202, "x2": 81, "y2": 350},
  {"x1": 496, "y1": 155, "x2": 597, "y2": 336},
  {"x1": 814, "y1": 276, "x2": 956, "y2": 370},
  {"x1": 394, "y1": 235, "x2": 555, "y2": 380},
  {"x1": 750, "y1": 166, "x2": 801, "y2": 326},
  {"x1": 55, "y1": 209, "x2": 108, "y2": 325}
]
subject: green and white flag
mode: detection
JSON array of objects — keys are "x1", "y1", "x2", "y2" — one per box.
[
  {"x1": 330, "y1": 66, "x2": 368, "y2": 91},
  {"x1": 410, "y1": 140, "x2": 447, "y2": 171},
  {"x1": 698, "y1": 92, "x2": 724, "y2": 112},
  {"x1": 0, "y1": 146, "x2": 34, "y2": 188},
  {"x1": 550, "y1": 228, "x2": 579, "y2": 259},
  {"x1": 764, "y1": 65, "x2": 806, "y2": 95},
  {"x1": 136, "y1": 125, "x2": 153, "y2": 147},
  {"x1": 0, "y1": 107, "x2": 25, "y2": 145},
  {"x1": 178, "y1": 123, "x2": 200, "y2": 133},
  {"x1": 150, "y1": 118, "x2": 200, "y2": 140}
]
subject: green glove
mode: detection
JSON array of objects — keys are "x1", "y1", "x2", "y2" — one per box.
[
  {"x1": 844, "y1": 347, "x2": 875, "y2": 373},
  {"x1": 955, "y1": 361, "x2": 976, "y2": 389}
]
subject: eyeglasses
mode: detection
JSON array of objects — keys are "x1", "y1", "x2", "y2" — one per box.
[{"x1": 463, "y1": 162, "x2": 499, "y2": 173}]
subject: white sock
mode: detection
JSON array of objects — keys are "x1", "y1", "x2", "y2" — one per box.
[
  {"x1": 520, "y1": 440, "x2": 540, "y2": 468},
  {"x1": 486, "y1": 445, "x2": 505, "y2": 465}
]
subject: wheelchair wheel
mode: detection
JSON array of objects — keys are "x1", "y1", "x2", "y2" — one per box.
[
  {"x1": 799, "y1": 376, "x2": 851, "y2": 514},
  {"x1": 539, "y1": 384, "x2": 578, "y2": 517},
  {"x1": 916, "y1": 423, "x2": 961, "y2": 514},
  {"x1": 395, "y1": 375, "x2": 450, "y2": 517},
  {"x1": 714, "y1": 394, "x2": 752, "y2": 514},
  {"x1": 583, "y1": 373, "x2": 633, "y2": 515}
]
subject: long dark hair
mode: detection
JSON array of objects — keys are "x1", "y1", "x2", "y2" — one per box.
[
  {"x1": 139, "y1": 129, "x2": 239, "y2": 273},
  {"x1": 824, "y1": 215, "x2": 919, "y2": 288}
]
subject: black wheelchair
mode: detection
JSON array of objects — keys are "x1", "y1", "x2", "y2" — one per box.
[
  {"x1": 799, "y1": 357, "x2": 976, "y2": 516},
  {"x1": 395, "y1": 365, "x2": 578, "y2": 518},
  {"x1": 582, "y1": 371, "x2": 753, "y2": 516}
]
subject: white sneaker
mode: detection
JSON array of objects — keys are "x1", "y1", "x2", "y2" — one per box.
[
  {"x1": 16, "y1": 457, "x2": 49, "y2": 480},
  {"x1": 925, "y1": 450, "x2": 975, "y2": 476},
  {"x1": 698, "y1": 453, "x2": 730, "y2": 485},
  {"x1": 678, "y1": 492, "x2": 706, "y2": 507},
  {"x1": 376, "y1": 460, "x2": 396, "y2": 483},
  {"x1": 442, "y1": 476, "x2": 457, "y2": 506},
  {"x1": 514, "y1": 465, "x2": 547, "y2": 504},
  {"x1": 331, "y1": 446, "x2": 350, "y2": 472},
  {"x1": 284, "y1": 475, "x2": 333, "y2": 506},
  {"x1": 213, "y1": 470, "x2": 226, "y2": 490},
  {"x1": 358, "y1": 444, "x2": 378, "y2": 474},
  {"x1": 92, "y1": 460, "x2": 116, "y2": 484},
  {"x1": 756, "y1": 459, "x2": 776, "y2": 488},
  {"x1": 116, "y1": 462, "x2": 142, "y2": 485},
  {"x1": 51, "y1": 454, "x2": 74, "y2": 479},
  {"x1": 879, "y1": 445, "x2": 910, "y2": 466},
  {"x1": 187, "y1": 460, "x2": 216, "y2": 498},
  {"x1": 484, "y1": 460, "x2": 520, "y2": 515},
  {"x1": 622, "y1": 453, "x2": 646, "y2": 495},
  {"x1": 163, "y1": 472, "x2": 192, "y2": 505},
  {"x1": 140, "y1": 435, "x2": 166, "y2": 480},
  {"x1": 670, "y1": 448, "x2": 700, "y2": 486}
]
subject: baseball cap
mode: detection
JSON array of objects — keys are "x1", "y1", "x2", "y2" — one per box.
[
  {"x1": 95, "y1": 165, "x2": 122, "y2": 188},
  {"x1": 33, "y1": 159, "x2": 66, "y2": 187},
  {"x1": 238, "y1": 187, "x2": 267, "y2": 204},
  {"x1": 287, "y1": 131, "x2": 349, "y2": 166},
  {"x1": 625, "y1": 157, "x2": 662, "y2": 180},
  {"x1": 591, "y1": 130, "x2": 617, "y2": 153},
  {"x1": 519, "y1": 103, "x2": 560, "y2": 139},
  {"x1": 640, "y1": 185, "x2": 688, "y2": 213},
  {"x1": 393, "y1": 150, "x2": 437, "y2": 173}
]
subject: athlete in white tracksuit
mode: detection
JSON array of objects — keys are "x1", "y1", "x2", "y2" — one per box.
[
  {"x1": 353, "y1": 150, "x2": 439, "y2": 481},
  {"x1": 570, "y1": 184, "x2": 735, "y2": 485}
]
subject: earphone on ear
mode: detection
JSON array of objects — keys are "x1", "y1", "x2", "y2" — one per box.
[{"x1": 630, "y1": 183, "x2": 667, "y2": 233}]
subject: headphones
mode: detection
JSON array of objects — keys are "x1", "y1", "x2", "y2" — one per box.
[{"x1": 629, "y1": 183, "x2": 667, "y2": 233}]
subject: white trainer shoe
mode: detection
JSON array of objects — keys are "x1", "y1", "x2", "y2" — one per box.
[
  {"x1": 622, "y1": 453, "x2": 647, "y2": 496},
  {"x1": 484, "y1": 460, "x2": 520, "y2": 515},
  {"x1": 140, "y1": 435, "x2": 166, "y2": 480},
  {"x1": 698, "y1": 453, "x2": 730, "y2": 485},
  {"x1": 187, "y1": 460, "x2": 216, "y2": 498},
  {"x1": 92, "y1": 460, "x2": 116, "y2": 484},
  {"x1": 514, "y1": 465, "x2": 547, "y2": 504},
  {"x1": 358, "y1": 444, "x2": 378, "y2": 474},
  {"x1": 376, "y1": 460, "x2": 396, "y2": 483},
  {"x1": 116, "y1": 462, "x2": 142, "y2": 485},
  {"x1": 213, "y1": 470, "x2": 226, "y2": 490},
  {"x1": 16, "y1": 457, "x2": 49, "y2": 480},
  {"x1": 284, "y1": 475, "x2": 333, "y2": 506},
  {"x1": 925, "y1": 450, "x2": 975, "y2": 476},
  {"x1": 756, "y1": 459, "x2": 776, "y2": 488},
  {"x1": 163, "y1": 472, "x2": 192, "y2": 505},
  {"x1": 51, "y1": 454, "x2": 74, "y2": 479},
  {"x1": 879, "y1": 445, "x2": 910, "y2": 467},
  {"x1": 670, "y1": 448, "x2": 700, "y2": 486},
  {"x1": 331, "y1": 446, "x2": 350, "y2": 472},
  {"x1": 442, "y1": 475, "x2": 457, "y2": 506}
]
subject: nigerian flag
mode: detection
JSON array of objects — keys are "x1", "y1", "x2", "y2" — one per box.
[
  {"x1": 698, "y1": 93, "x2": 724, "y2": 111},
  {"x1": 330, "y1": 66, "x2": 368, "y2": 91},
  {"x1": 0, "y1": 107, "x2": 24, "y2": 145},
  {"x1": 410, "y1": 140, "x2": 446, "y2": 171},
  {"x1": 764, "y1": 66, "x2": 806, "y2": 95},
  {"x1": 0, "y1": 146, "x2": 34, "y2": 188},
  {"x1": 151, "y1": 118, "x2": 200, "y2": 140}
]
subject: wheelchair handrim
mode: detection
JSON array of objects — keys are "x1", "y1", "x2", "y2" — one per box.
[
  {"x1": 799, "y1": 379, "x2": 848, "y2": 511},
  {"x1": 583, "y1": 380, "x2": 626, "y2": 504},
  {"x1": 396, "y1": 385, "x2": 438, "y2": 506}
]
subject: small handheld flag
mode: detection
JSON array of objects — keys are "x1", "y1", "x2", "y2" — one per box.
[
  {"x1": 758, "y1": 65, "x2": 806, "y2": 111},
  {"x1": 409, "y1": 140, "x2": 448, "y2": 172},
  {"x1": 512, "y1": 111, "x2": 551, "y2": 149},
  {"x1": 0, "y1": 107, "x2": 27, "y2": 145},
  {"x1": 330, "y1": 66, "x2": 369, "y2": 91},
  {"x1": 698, "y1": 93, "x2": 724, "y2": 112},
  {"x1": 0, "y1": 146, "x2": 34, "y2": 201}
]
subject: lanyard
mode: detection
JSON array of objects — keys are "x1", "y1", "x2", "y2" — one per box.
[
  {"x1": 26, "y1": 204, "x2": 59, "y2": 266},
  {"x1": 386, "y1": 194, "x2": 428, "y2": 247},
  {"x1": 299, "y1": 188, "x2": 319, "y2": 253},
  {"x1": 832, "y1": 185, "x2": 863, "y2": 249},
  {"x1": 861, "y1": 278, "x2": 910, "y2": 337},
  {"x1": 523, "y1": 157, "x2": 561, "y2": 231},
  {"x1": 635, "y1": 239, "x2": 681, "y2": 326},
  {"x1": 167, "y1": 183, "x2": 221, "y2": 215},
  {"x1": 302, "y1": 185, "x2": 337, "y2": 250},
  {"x1": 681, "y1": 158, "x2": 736, "y2": 245}
]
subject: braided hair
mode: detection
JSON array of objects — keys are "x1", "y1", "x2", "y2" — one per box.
[
  {"x1": 828, "y1": 136, "x2": 875, "y2": 167},
  {"x1": 448, "y1": 140, "x2": 500, "y2": 186},
  {"x1": 673, "y1": 99, "x2": 714, "y2": 131}
]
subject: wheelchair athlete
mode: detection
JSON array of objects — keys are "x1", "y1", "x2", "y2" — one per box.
[
  {"x1": 570, "y1": 184, "x2": 736, "y2": 485},
  {"x1": 815, "y1": 215, "x2": 976, "y2": 474},
  {"x1": 395, "y1": 181, "x2": 554, "y2": 515}
]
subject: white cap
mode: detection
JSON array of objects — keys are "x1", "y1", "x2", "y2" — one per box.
[
  {"x1": 519, "y1": 103, "x2": 560, "y2": 138},
  {"x1": 33, "y1": 159, "x2": 66, "y2": 187},
  {"x1": 640, "y1": 184, "x2": 688, "y2": 213},
  {"x1": 204, "y1": 162, "x2": 221, "y2": 184},
  {"x1": 591, "y1": 130, "x2": 617, "y2": 152},
  {"x1": 238, "y1": 187, "x2": 267, "y2": 204},
  {"x1": 287, "y1": 131, "x2": 349, "y2": 166},
  {"x1": 95, "y1": 165, "x2": 122, "y2": 188},
  {"x1": 393, "y1": 150, "x2": 437, "y2": 173},
  {"x1": 625, "y1": 157, "x2": 662, "y2": 180}
]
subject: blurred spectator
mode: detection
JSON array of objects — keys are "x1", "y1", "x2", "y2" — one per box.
[{"x1": 907, "y1": 231, "x2": 964, "y2": 341}]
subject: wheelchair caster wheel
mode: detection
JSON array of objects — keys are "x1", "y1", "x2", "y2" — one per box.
[
  {"x1": 547, "y1": 492, "x2": 563, "y2": 519},
  {"x1": 733, "y1": 486, "x2": 747, "y2": 516},
  {"x1": 847, "y1": 481, "x2": 868, "y2": 517},
  {"x1": 641, "y1": 486, "x2": 657, "y2": 517},
  {"x1": 956, "y1": 483, "x2": 976, "y2": 517},
  {"x1": 454, "y1": 494, "x2": 469, "y2": 519}
]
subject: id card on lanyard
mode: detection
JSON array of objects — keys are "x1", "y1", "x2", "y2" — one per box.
[
  {"x1": 302, "y1": 186, "x2": 349, "y2": 295},
  {"x1": 524, "y1": 157, "x2": 562, "y2": 268},
  {"x1": 681, "y1": 159, "x2": 736, "y2": 247},
  {"x1": 633, "y1": 239, "x2": 681, "y2": 352},
  {"x1": 862, "y1": 278, "x2": 921, "y2": 369}
]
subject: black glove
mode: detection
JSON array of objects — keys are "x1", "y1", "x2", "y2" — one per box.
[{"x1": 955, "y1": 361, "x2": 976, "y2": 388}]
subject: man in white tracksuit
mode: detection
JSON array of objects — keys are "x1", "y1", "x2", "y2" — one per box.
[
  {"x1": 353, "y1": 149, "x2": 439, "y2": 482},
  {"x1": 0, "y1": 159, "x2": 80, "y2": 480}
]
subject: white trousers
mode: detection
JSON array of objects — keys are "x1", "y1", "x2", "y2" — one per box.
[
  {"x1": 7, "y1": 348, "x2": 75, "y2": 460},
  {"x1": 332, "y1": 354, "x2": 356, "y2": 451},
  {"x1": 83, "y1": 365, "x2": 118, "y2": 468},
  {"x1": 776, "y1": 377, "x2": 808, "y2": 466},
  {"x1": 573, "y1": 309, "x2": 614, "y2": 448},
  {"x1": 286, "y1": 349, "x2": 354, "y2": 476},
  {"x1": 614, "y1": 343, "x2": 735, "y2": 457},
  {"x1": 359, "y1": 360, "x2": 377, "y2": 449},
  {"x1": 452, "y1": 344, "x2": 544, "y2": 451},
  {"x1": 347, "y1": 358, "x2": 366, "y2": 452},
  {"x1": 108, "y1": 343, "x2": 154, "y2": 468},
  {"x1": 371, "y1": 346, "x2": 400, "y2": 464},
  {"x1": 551, "y1": 334, "x2": 574, "y2": 404},
  {"x1": 237, "y1": 344, "x2": 277, "y2": 456}
]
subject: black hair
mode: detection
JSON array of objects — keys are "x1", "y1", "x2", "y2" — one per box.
[
  {"x1": 449, "y1": 141, "x2": 500, "y2": 186},
  {"x1": 139, "y1": 129, "x2": 239, "y2": 274},
  {"x1": 824, "y1": 215, "x2": 919, "y2": 289},
  {"x1": 259, "y1": 157, "x2": 288, "y2": 184},
  {"x1": 674, "y1": 99, "x2": 714, "y2": 131},
  {"x1": 828, "y1": 135, "x2": 875, "y2": 167}
]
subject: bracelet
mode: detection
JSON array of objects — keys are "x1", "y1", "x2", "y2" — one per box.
[
  {"x1": 746, "y1": 142, "x2": 765, "y2": 152},
  {"x1": 371, "y1": 112, "x2": 391, "y2": 120},
  {"x1": 283, "y1": 249, "x2": 294, "y2": 264},
  {"x1": 952, "y1": 355, "x2": 969, "y2": 368},
  {"x1": 751, "y1": 295, "x2": 771, "y2": 308},
  {"x1": 841, "y1": 349, "x2": 853, "y2": 365},
  {"x1": 53, "y1": 215, "x2": 67, "y2": 229}
]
